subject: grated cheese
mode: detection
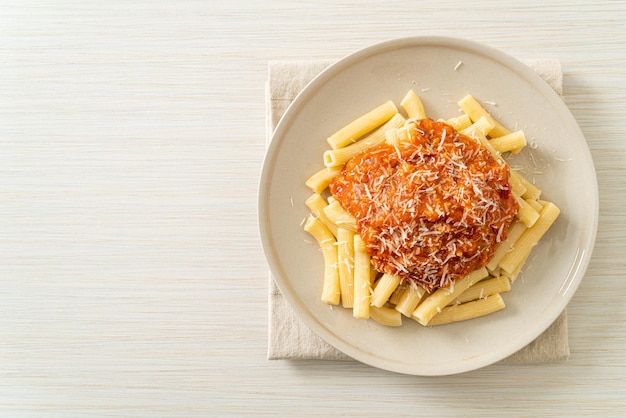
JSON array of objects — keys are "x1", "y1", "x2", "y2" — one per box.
[{"x1": 330, "y1": 119, "x2": 518, "y2": 291}]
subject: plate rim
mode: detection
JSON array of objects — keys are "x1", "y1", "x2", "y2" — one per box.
[{"x1": 258, "y1": 35, "x2": 599, "y2": 375}]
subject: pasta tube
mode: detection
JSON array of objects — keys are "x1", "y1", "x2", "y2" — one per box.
[
  {"x1": 457, "y1": 94, "x2": 511, "y2": 137},
  {"x1": 370, "y1": 306, "x2": 402, "y2": 327},
  {"x1": 445, "y1": 114, "x2": 472, "y2": 131},
  {"x1": 337, "y1": 228, "x2": 355, "y2": 308},
  {"x1": 400, "y1": 89, "x2": 426, "y2": 119},
  {"x1": 508, "y1": 170, "x2": 528, "y2": 199},
  {"x1": 428, "y1": 294, "x2": 506, "y2": 326},
  {"x1": 353, "y1": 234, "x2": 372, "y2": 319},
  {"x1": 514, "y1": 192, "x2": 540, "y2": 228},
  {"x1": 502, "y1": 252, "x2": 529, "y2": 283},
  {"x1": 304, "y1": 216, "x2": 340, "y2": 305},
  {"x1": 371, "y1": 273, "x2": 401, "y2": 308},
  {"x1": 323, "y1": 200, "x2": 357, "y2": 232},
  {"x1": 305, "y1": 166, "x2": 343, "y2": 194},
  {"x1": 450, "y1": 276, "x2": 511, "y2": 305},
  {"x1": 394, "y1": 283, "x2": 426, "y2": 317},
  {"x1": 305, "y1": 193, "x2": 338, "y2": 238},
  {"x1": 326, "y1": 100, "x2": 398, "y2": 149},
  {"x1": 517, "y1": 171, "x2": 542, "y2": 200},
  {"x1": 499, "y1": 202, "x2": 560, "y2": 275},
  {"x1": 489, "y1": 130, "x2": 527, "y2": 154},
  {"x1": 525, "y1": 197, "x2": 544, "y2": 212},
  {"x1": 486, "y1": 220, "x2": 527, "y2": 271},
  {"x1": 412, "y1": 267, "x2": 489, "y2": 326},
  {"x1": 388, "y1": 282, "x2": 408, "y2": 306},
  {"x1": 324, "y1": 113, "x2": 405, "y2": 167},
  {"x1": 461, "y1": 115, "x2": 496, "y2": 138}
]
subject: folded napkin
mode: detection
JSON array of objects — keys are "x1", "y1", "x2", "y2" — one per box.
[{"x1": 266, "y1": 58, "x2": 569, "y2": 364}]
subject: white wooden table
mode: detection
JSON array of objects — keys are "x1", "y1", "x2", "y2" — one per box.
[{"x1": 1, "y1": 1, "x2": 625, "y2": 416}]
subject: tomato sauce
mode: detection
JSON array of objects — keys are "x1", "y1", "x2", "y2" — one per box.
[{"x1": 330, "y1": 119, "x2": 518, "y2": 291}]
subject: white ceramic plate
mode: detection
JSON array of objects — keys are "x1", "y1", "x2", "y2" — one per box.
[{"x1": 258, "y1": 36, "x2": 598, "y2": 375}]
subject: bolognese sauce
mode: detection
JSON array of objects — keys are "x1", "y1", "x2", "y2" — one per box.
[{"x1": 329, "y1": 118, "x2": 518, "y2": 291}]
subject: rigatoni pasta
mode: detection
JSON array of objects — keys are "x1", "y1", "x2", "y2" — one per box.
[
  {"x1": 371, "y1": 273, "x2": 401, "y2": 308},
  {"x1": 428, "y1": 294, "x2": 506, "y2": 326},
  {"x1": 394, "y1": 283, "x2": 426, "y2": 318},
  {"x1": 499, "y1": 202, "x2": 560, "y2": 275},
  {"x1": 303, "y1": 215, "x2": 340, "y2": 305},
  {"x1": 352, "y1": 234, "x2": 372, "y2": 319},
  {"x1": 305, "y1": 166, "x2": 343, "y2": 194},
  {"x1": 323, "y1": 113, "x2": 405, "y2": 167},
  {"x1": 400, "y1": 89, "x2": 426, "y2": 119},
  {"x1": 337, "y1": 228, "x2": 355, "y2": 308},
  {"x1": 457, "y1": 94, "x2": 511, "y2": 137},
  {"x1": 412, "y1": 267, "x2": 489, "y2": 326},
  {"x1": 304, "y1": 90, "x2": 559, "y2": 328},
  {"x1": 326, "y1": 100, "x2": 398, "y2": 149}
]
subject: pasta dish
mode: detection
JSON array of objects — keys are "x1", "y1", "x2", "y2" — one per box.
[
  {"x1": 303, "y1": 91, "x2": 559, "y2": 327},
  {"x1": 329, "y1": 118, "x2": 518, "y2": 291}
]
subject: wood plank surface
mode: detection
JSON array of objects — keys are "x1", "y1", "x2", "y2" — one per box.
[{"x1": 0, "y1": 1, "x2": 625, "y2": 416}]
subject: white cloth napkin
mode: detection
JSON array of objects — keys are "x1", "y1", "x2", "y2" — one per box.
[{"x1": 266, "y1": 58, "x2": 569, "y2": 364}]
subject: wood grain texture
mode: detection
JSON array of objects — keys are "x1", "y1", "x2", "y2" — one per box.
[{"x1": 0, "y1": 1, "x2": 625, "y2": 416}]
